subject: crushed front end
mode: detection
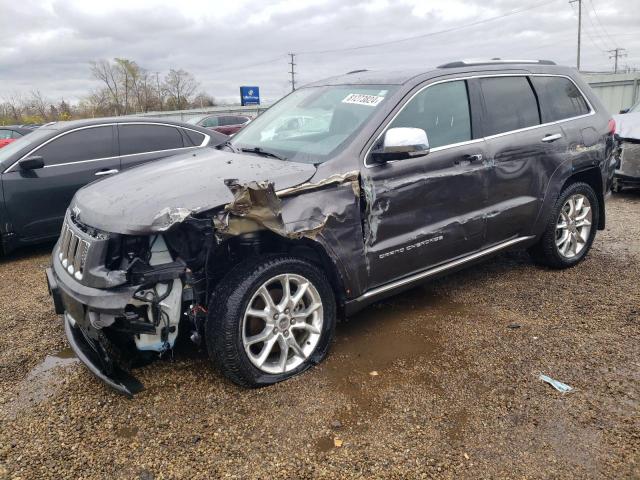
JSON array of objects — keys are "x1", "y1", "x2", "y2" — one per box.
[
  {"x1": 614, "y1": 139, "x2": 640, "y2": 190},
  {"x1": 46, "y1": 210, "x2": 205, "y2": 397}
]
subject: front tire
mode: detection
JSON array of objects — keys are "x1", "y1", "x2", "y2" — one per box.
[
  {"x1": 206, "y1": 255, "x2": 336, "y2": 387},
  {"x1": 529, "y1": 182, "x2": 599, "y2": 269}
]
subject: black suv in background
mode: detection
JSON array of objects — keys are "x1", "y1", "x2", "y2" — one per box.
[
  {"x1": 0, "y1": 118, "x2": 226, "y2": 255},
  {"x1": 47, "y1": 60, "x2": 616, "y2": 395}
]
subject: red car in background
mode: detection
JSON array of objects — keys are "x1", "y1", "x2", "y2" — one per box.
[
  {"x1": 186, "y1": 114, "x2": 251, "y2": 136},
  {"x1": 0, "y1": 126, "x2": 34, "y2": 148}
]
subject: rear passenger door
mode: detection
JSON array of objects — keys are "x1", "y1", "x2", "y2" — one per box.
[
  {"x1": 1, "y1": 125, "x2": 118, "y2": 240},
  {"x1": 479, "y1": 75, "x2": 569, "y2": 246},
  {"x1": 117, "y1": 123, "x2": 207, "y2": 170}
]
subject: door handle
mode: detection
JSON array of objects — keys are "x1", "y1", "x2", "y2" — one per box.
[
  {"x1": 541, "y1": 133, "x2": 562, "y2": 143},
  {"x1": 455, "y1": 153, "x2": 483, "y2": 165},
  {"x1": 95, "y1": 169, "x2": 119, "y2": 176}
]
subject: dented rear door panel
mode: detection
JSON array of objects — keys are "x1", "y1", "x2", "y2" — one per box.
[{"x1": 483, "y1": 126, "x2": 568, "y2": 245}]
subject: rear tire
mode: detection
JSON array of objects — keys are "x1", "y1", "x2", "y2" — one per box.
[
  {"x1": 206, "y1": 255, "x2": 336, "y2": 388},
  {"x1": 529, "y1": 182, "x2": 599, "y2": 269}
]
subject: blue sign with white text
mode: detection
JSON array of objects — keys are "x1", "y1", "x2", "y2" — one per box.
[{"x1": 240, "y1": 86, "x2": 260, "y2": 106}]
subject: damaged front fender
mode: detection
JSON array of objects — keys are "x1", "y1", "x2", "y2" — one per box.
[{"x1": 213, "y1": 170, "x2": 368, "y2": 297}]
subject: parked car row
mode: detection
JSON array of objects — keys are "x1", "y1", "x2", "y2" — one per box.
[
  {"x1": 0, "y1": 118, "x2": 226, "y2": 255},
  {"x1": 43, "y1": 59, "x2": 617, "y2": 396},
  {"x1": 0, "y1": 126, "x2": 35, "y2": 149},
  {"x1": 186, "y1": 113, "x2": 252, "y2": 136}
]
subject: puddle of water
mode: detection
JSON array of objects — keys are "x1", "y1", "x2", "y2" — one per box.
[
  {"x1": 4, "y1": 348, "x2": 79, "y2": 419},
  {"x1": 26, "y1": 348, "x2": 78, "y2": 381},
  {"x1": 315, "y1": 286, "x2": 473, "y2": 452}
]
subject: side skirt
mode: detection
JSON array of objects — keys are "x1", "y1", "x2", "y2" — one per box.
[{"x1": 345, "y1": 236, "x2": 535, "y2": 315}]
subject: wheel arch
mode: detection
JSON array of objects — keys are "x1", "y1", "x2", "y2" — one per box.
[{"x1": 212, "y1": 230, "x2": 349, "y2": 311}]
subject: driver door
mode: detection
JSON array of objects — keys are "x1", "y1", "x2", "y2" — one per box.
[
  {"x1": 1, "y1": 125, "x2": 118, "y2": 241},
  {"x1": 363, "y1": 79, "x2": 491, "y2": 288}
]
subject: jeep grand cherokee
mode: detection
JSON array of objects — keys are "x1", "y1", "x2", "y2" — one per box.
[{"x1": 46, "y1": 60, "x2": 617, "y2": 396}]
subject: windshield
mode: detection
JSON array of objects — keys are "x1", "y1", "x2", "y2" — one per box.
[
  {"x1": 230, "y1": 85, "x2": 397, "y2": 163},
  {"x1": 0, "y1": 128, "x2": 55, "y2": 166},
  {"x1": 186, "y1": 115, "x2": 207, "y2": 125}
]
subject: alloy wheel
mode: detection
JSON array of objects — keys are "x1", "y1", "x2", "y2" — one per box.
[
  {"x1": 555, "y1": 193, "x2": 592, "y2": 259},
  {"x1": 242, "y1": 273, "x2": 323, "y2": 374}
]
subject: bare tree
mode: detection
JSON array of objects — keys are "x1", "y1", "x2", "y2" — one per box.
[
  {"x1": 192, "y1": 91, "x2": 217, "y2": 108},
  {"x1": 163, "y1": 69, "x2": 198, "y2": 110},
  {"x1": 1, "y1": 93, "x2": 24, "y2": 123},
  {"x1": 90, "y1": 60, "x2": 122, "y2": 115},
  {"x1": 29, "y1": 90, "x2": 51, "y2": 121},
  {"x1": 131, "y1": 70, "x2": 157, "y2": 113}
]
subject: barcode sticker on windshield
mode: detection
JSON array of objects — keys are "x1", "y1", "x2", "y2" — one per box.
[{"x1": 342, "y1": 93, "x2": 385, "y2": 107}]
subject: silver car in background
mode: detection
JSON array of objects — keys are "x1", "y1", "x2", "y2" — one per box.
[{"x1": 613, "y1": 101, "x2": 640, "y2": 191}]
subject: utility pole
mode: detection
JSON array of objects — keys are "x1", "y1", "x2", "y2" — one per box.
[
  {"x1": 155, "y1": 72, "x2": 162, "y2": 111},
  {"x1": 569, "y1": 0, "x2": 582, "y2": 71},
  {"x1": 288, "y1": 53, "x2": 296, "y2": 91},
  {"x1": 607, "y1": 48, "x2": 627, "y2": 73}
]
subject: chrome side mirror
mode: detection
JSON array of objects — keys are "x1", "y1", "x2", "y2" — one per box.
[{"x1": 370, "y1": 127, "x2": 430, "y2": 164}]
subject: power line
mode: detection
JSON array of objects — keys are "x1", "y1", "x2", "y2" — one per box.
[
  {"x1": 581, "y1": 1, "x2": 613, "y2": 51},
  {"x1": 288, "y1": 53, "x2": 296, "y2": 91},
  {"x1": 588, "y1": 0, "x2": 617, "y2": 48},
  {"x1": 569, "y1": 0, "x2": 609, "y2": 55},
  {"x1": 608, "y1": 47, "x2": 627, "y2": 73},
  {"x1": 296, "y1": 0, "x2": 558, "y2": 56},
  {"x1": 569, "y1": 0, "x2": 583, "y2": 69},
  {"x1": 209, "y1": 55, "x2": 287, "y2": 75}
]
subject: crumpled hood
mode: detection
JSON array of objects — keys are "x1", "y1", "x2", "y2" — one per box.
[
  {"x1": 71, "y1": 148, "x2": 316, "y2": 235},
  {"x1": 614, "y1": 112, "x2": 640, "y2": 140}
]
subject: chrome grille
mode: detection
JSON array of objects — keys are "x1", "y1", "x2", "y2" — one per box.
[{"x1": 58, "y1": 219, "x2": 91, "y2": 281}]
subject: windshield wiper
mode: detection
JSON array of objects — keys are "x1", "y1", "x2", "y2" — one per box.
[{"x1": 240, "y1": 147, "x2": 287, "y2": 161}]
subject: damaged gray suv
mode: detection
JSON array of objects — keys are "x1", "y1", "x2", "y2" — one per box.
[{"x1": 47, "y1": 60, "x2": 617, "y2": 395}]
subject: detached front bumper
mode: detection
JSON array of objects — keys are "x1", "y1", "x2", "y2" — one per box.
[{"x1": 46, "y1": 261, "x2": 144, "y2": 397}]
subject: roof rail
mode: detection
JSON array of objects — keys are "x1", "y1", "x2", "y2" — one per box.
[
  {"x1": 346, "y1": 69, "x2": 369, "y2": 74},
  {"x1": 438, "y1": 59, "x2": 556, "y2": 68}
]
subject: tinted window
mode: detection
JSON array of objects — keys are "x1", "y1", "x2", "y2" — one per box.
[
  {"x1": 389, "y1": 80, "x2": 472, "y2": 148},
  {"x1": 200, "y1": 116, "x2": 219, "y2": 128},
  {"x1": 36, "y1": 126, "x2": 114, "y2": 166},
  {"x1": 530, "y1": 76, "x2": 590, "y2": 122},
  {"x1": 119, "y1": 124, "x2": 184, "y2": 155},
  {"x1": 480, "y1": 77, "x2": 540, "y2": 136},
  {"x1": 12, "y1": 130, "x2": 23, "y2": 138},
  {"x1": 0, "y1": 130, "x2": 11, "y2": 139},
  {"x1": 182, "y1": 129, "x2": 205, "y2": 146}
]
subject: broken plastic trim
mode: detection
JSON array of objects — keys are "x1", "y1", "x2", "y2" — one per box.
[{"x1": 64, "y1": 314, "x2": 143, "y2": 397}]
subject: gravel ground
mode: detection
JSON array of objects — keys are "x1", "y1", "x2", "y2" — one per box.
[{"x1": 0, "y1": 194, "x2": 638, "y2": 479}]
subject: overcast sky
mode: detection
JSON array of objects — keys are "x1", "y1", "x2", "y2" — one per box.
[{"x1": 1, "y1": 0, "x2": 639, "y2": 104}]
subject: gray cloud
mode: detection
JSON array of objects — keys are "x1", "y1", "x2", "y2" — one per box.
[{"x1": 0, "y1": 0, "x2": 638, "y2": 104}]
